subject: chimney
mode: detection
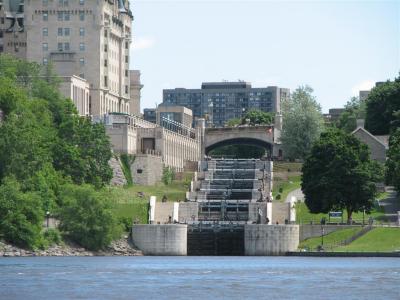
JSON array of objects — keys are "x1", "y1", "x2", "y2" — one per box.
[{"x1": 356, "y1": 119, "x2": 365, "y2": 128}]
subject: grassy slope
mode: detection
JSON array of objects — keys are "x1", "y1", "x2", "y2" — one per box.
[
  {"x1": 299, "y1": 227, "x2": 362, "y2": 251},
  {"x1": 334, "y1": 228, "x2": 400, "y2": 252},
  {"x1": 272, "y1": 162, "x2": 303, "y2": 202},
  {"x1": 273, "y1": 175, "x2": 301, "y2": 201},
  {"x1": 296, "y1": 198, "x2": 388, "y2": 224},
  {"x1": 109, "y1": 177, "x2": 191, "y2": 224}
]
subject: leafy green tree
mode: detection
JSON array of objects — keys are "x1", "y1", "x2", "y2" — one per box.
[
  {"x1": 244, "y1": 109, "x2": 274, "y2": 125},
  {"x1": 365, "y1": 77, "x2": 400, "y2": 135},
  {"x1": 302, "y1": 128, "x2": 383, "y2": 222},
  {"x1": 0, "y1": 177, "x2": 44, "y2": 249},
  {"x1": 58, "y1": 184, "x2": 122, "y2": 251},
  {"x1": 226, "y1": 118, "x2": 242, "y2": 127},
  {"x1": 280, "y1": 86, "x2": 324, "y2": 160},
  {"x1": 386, "y1": 128, "x2": 400, "y2": 192},
  {"x1": 336, "y1": 96, "x2": 366, "y2": 133}
]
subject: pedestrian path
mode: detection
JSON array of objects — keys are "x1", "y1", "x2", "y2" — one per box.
[
  {"x1": 380, "y1": 187, "x2": 399, "y2": 223},
  {"x1": 285, "y1": 188, "x2": 304, "y2": 203}
]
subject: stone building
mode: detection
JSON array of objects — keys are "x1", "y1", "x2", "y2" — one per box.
[
  {"x1": 156, "y1": 104, "x2": 193, "y2": 129},
  {"x1": 129, "y1": 70, "x2": 142, "y2": 116},
  {"x1": 352, "y1": 121, "x2": 389, "y2": 163},
  {"x1": 0, "y1": 0, "x2": 138, "y2": 117}
]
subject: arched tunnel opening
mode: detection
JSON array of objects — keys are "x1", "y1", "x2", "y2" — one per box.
[{"x1": 206, "y1": 138, "x2": 272, "y2": 159}]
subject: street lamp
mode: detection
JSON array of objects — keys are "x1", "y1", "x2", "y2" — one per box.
[{"x1": 46, "y1": 211, "x2": 50, "y2": 228}]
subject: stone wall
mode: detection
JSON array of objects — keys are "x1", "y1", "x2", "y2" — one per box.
[
  {"x1": 131, "y1": 154, "x2": 163, "y2": 185},
  {"x1": 109, "y1": 156, "x2": 127, "y2": 186},
  {"x1": 244, "y1": 224, "x2": 299, "y2": 256},
  {"x1": 179, "y1": 202, "x2": 199, "y2": 223},
  {"x1": 132, "y1": 225, "x2": 187, "y2": 255}
]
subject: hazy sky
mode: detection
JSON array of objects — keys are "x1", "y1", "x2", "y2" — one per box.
[{"x1": 129, "y1": 0, "x2": 399, "y2": 113}]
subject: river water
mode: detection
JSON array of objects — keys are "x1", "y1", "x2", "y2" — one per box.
[{"x1": 0, "y1": 256, "x2": 399, "y2": 300}]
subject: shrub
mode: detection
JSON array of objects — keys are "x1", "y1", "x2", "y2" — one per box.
[
  {"x1": 162, "y1": 167, "x2": 175, "y2": 185},
  {"x1": 43, "y1": 228, "x2": 62, "y2": 246},
  {"x1": 276, "y1": 194, "x2": 281, "y2": 200},
  {"x1": 58, "y1": 184, "x2": 122, "y2": 251}
]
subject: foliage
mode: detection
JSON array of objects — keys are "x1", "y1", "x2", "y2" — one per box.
[
  {"x1": 209, "y1": 144, "x2": 266, "y2": 159},
  {"x1": 280, "y1": 86, "x2": 324, "y2": 160},
  {"x1": 301, "y1": 128, "x2": 383, "y2": 222},
  {"x1": 386, "y1": 128, "x2": 400, "y2": 192},
  {"x1": 119, "y1": 154, "x2": 135, "y2": 186},
  {"x1": 365, "y1": 76, "x2": 400, "y2": 135},
  {"x1": 57, "y1": 185, "x2": 122, "y2": 251},
  {"x1": 243, "y1": 109, "x2": 274, "y2": 125},
  {"x1": 335, "y1": 96, "x2": 366, "y2": 133},
  {"x1": 226, "y1": 118, "x2": 242, "y2": 127},
  {"x1": 43, "y1": 228, "x2": 62, "y2": 246},
  {"x1": 272, "y1": 175, "x2": 301, "y2": 202},
  {"x1": 162, "y1": 167, "x2": 175, "y2": 185},
  {"x1": 0, "y1": 177, "x2": 44, "y2": 249}
]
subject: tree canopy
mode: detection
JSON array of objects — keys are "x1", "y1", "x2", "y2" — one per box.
[
  {"x1": 335, "y1": 96, "x2": 366, "y2": 133},
  {"x1": 0, "y1": 55, "x2": 115, "y2": 249},
  {"x1": 302, "y1": 128, "x2": 383, "y2": 222},
  {"x1": 280, "y1": 86, "x2": 324, "y2": 160},
  {"x1": 386, "y1": 128, "x2": 400, "y2": 192},
  {"x1": 225, "y1": 109, "x2": 274, "y2": 127},
  {"x1": 365, "y1": 77, "x2": 400, "y2": 135}
]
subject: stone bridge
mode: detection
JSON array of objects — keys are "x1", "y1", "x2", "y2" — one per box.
[{"x1": 204, "y1": 125, "x2": 281, "y2": 157}]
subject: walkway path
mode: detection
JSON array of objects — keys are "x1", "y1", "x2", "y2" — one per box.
[
  {"x1": 285, "y1": 188, "x2": 304, "y2": 203},
  {"x1": 380, "y1": 187, "x2": 399, "y2": 223}
]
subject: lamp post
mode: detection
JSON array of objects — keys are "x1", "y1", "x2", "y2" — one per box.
[{"x1": 46, "y1": 211, "x2": 50, "y2": 228}]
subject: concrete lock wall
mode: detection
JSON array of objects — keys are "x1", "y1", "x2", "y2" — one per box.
[
  {"x1": 132, "y1": 225, "x2": 188, "y2": 255},
  {"x1": 244, "y1": 225, "x2": 299, "y2": 256}
]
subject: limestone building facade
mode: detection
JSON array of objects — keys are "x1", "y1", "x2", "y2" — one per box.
[{"x1": 0, "y1": 0, "x2": 137, "y2": 117}]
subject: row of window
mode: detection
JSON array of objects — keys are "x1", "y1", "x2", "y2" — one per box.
[
  {"x1": 42, "y1": 10, "x2": 86, "y2": 21},
  {"x1": 43, "y1": 57, "x2": 84, "y2": 65},
  {"x1": 42, "y1": 0, "x2": 85, "y2": 6},
  {"x1": 42, "y1": 42, "x2": 85, "y2": 51}
]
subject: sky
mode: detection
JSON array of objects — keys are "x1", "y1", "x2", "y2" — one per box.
[{"x1": 129, "y1": 0, "x2": 400, "y2": 113}]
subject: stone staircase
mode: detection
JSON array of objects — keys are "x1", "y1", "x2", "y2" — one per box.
[{"x1": 109, "y1": 156, "x2": 127, "y2": 186}]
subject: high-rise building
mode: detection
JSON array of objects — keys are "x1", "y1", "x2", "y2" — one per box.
[
  {"x1": 0, "y1": 0, "x2": 136, "y2": 117},
  {"x1": 163, "y1": 82, "x2": 289, "y2": 127}
]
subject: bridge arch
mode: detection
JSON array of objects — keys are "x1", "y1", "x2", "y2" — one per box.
[{"x1": 205, "y1": 137, "x2": 273, "y2": 156}]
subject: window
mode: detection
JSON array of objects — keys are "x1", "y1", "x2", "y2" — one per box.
[
  {"x1": 104, "y1": 30, "x2": 107, "y2": 38},
  {"x1": 42, "y1": 43, "x2": 48, "y2": 51},
  {"x1": 43, "y1": 58, "x2": 48, "y2": 65},
  {"x1": 79, "y1": 11, "x2": 85, "y2": 21},
  {"x1": 125, "y1": 85, "x2": 128, "y2": 94},
  {"x1": 104, "y1": 59, "x2": 107, "y2": 67},
  {"x1": 79, "y1": 43, "x2": 85, "y2": 51},
  {"x1": 79, "y1": 0, "x2": 85, "y2": 5},
  {"x1": 57, "y1": 28, "x2": 63, "y2": 36},
  {"x1": 58, "y1": 12, "x2": 63, "y2": 21},
  {"x1": 64, "y1": 12, "x2": 70, "y2": 21},
  {"x1": 1, "y1": 18, "x2": 4, "y2": 24},
  {"x1": 104, "y1": 76, "x2": 108, "y2": 87},
  {"x1": 43, "y1": 11, "x2": 48, "y2": 21},
  {"x1": 125, "y1": 42, "x2": 129, "y2": 49},
  {"x1": 42, "y1": 28, "x2": 48, "y2": 36},
  {"x1": 79, "y1": 58, "x2": 85, "y2": 66},
  {"x1": 0, "y1": 31, "x2": 3, "y2": 38},
  {"x1": 42, "y1": 0, "x2": 48, "y2": 6},
  {"x1": 64, "y1": 42, "x2": 70, "y2": 51},
  {"x1": 125, "y1": 56, "x2": 128, "y2": 63},
  {"x1": 125, "y1": 70, "x2": 128, "y2": 77},
  {"x1": 79, "y1": 27, "x2": 85, "y2": 36},
  {"x1": 64, "y1": 28, "x2": 70, "y2": 36},
  {"x1": 58, "y1": 42, "x2": 63, "y2": 51},
  {"x1": 104, "y1": 44, "x2": 108, "y2": 52}
]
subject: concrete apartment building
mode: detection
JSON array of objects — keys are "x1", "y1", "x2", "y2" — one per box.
[
  {"x1": 163, "y1": 82, "x2": 290, "y2": 127},
  {"x1": 0, "y1": 0, "x2": 139, "y2": 117}
]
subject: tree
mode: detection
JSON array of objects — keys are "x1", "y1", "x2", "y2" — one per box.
[
  {"x1": 57, "y1": 185, "x2": 121, "y2": 251},
  {"x1": 0, "y1": 177, "x2": 44, "y2": 249},
  {"x1": 336, "y1": 96, "x2": 366, "y2": 133},
  {"x1": 243, "y1": 109, "x2": 274, "y2": 125},
  {"x1": 280, "y1": 86, "x2": 324, "y2": 160},
  {"x1": 302, "y1": 128, "x2": 383, "y2": 222},
  {"x1": 365, "y1": 76, "x2": 400, "y2": 135},
  {"x1": 386, "y1": 128, "x2": 400, "y2": 192}
]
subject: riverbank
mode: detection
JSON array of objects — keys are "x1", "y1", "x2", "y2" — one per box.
[{"x1": 0, "y1": 237, "x2": 143, "y2": 257}]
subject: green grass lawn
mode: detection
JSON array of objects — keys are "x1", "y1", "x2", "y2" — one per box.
[
  {"x1": 334, "y1": 228, "x2": 400, "y2": 252},
  {"x1": 299, "y1": 227, "x2": 362, "y2": 251},
  {"x1": 273, "y1": 175, "x2": 301, "y2": 202},
  {"x1": 107, "y1": 174, "x2": 192, "y2": 224},
  {"x1": 295, "y1": 201, "x2": 388, "y2": 225},
  {"x1": 273, "y1": 162, "x2": 303, "y2": 173}
]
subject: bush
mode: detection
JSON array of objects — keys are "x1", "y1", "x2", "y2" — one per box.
[
  {"x1": 119, "y1": 216, "x2": 132, "y2": 232},
  {"x1": 119, "y1": 154, "x2": 135, "y2": 186},
  {"x1": 279, "y1": 187, "x2": 283, "y2": 193},
  {"x1": 43, "y1": 228, "x2": 62, "y2": 246},
  {"x1": 0, "y1": 178, "x2": 44, "y2": 249},
  {"x1": 276, "y1": 194, "x2": 281, "y2": 200},
  {"x1": 162, "y1": 167, "x2": 175, "y2": 185},
  {"x1": 58, "y1": 184, "x2": 122, "y2": 251}
]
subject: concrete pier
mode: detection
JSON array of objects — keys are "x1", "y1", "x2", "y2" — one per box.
[
  {"x1": 244, "y1": 225, "x2": 299, "y2": 256},
  {"x1": 132, "y1": 225, "x2": 187, "y2": 255}
]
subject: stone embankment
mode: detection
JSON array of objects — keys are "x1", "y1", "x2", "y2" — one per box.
[{"x1": 0, "y1": 237, "x2": 142, "y2": 257}]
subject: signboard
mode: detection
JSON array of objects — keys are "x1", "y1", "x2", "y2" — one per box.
[{"x1": 329, "y1": 211, "x2": 342, "y2": 218}]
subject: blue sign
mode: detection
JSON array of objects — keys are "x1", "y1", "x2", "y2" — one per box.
[{"x1": 329, "y1": 212, "x2": 342, "y2": 218}]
